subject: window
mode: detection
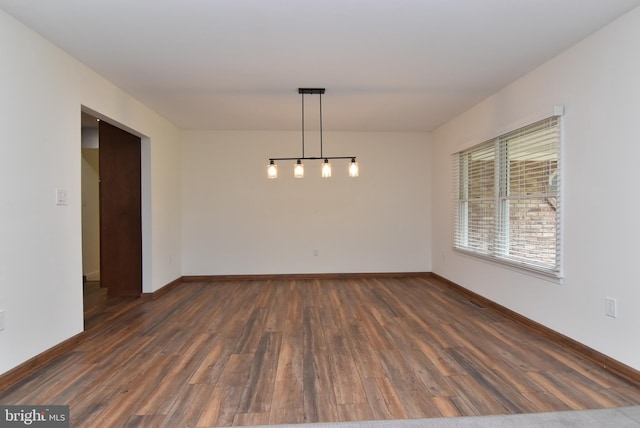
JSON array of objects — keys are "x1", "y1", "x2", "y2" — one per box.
[{"x1": 453, "y1": 116, "x2": 561, "y2": 277}]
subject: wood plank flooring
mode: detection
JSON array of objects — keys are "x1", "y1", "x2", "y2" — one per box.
[{"x1": 2, "y1": 276, "x2": 640, "y2": 427}]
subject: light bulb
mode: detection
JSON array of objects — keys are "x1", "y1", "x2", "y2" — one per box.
[
  {"x1": 349, "y1": 158, "x2": 359, "y2": 177},
  {"x1": 267, "y1": 161, "x2": 278, "y2": 179},
  {"x1": 294, "y1": 160, "x2": 304, "y2": 178},
  {"x1": 321, "y1": 159, "x2": 332, "y2": 178}
]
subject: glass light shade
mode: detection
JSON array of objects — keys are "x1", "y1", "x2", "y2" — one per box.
[
  {"x1": 349, "y1": 159, "x2": 359, "y2": 177},
  {"x1": 321, "y1": 159, "x2": 332, "y2": 178},
  {"x1": 294, "y1": 160, "x2": 304, "y2": 178},
  {"x1": 267, "y1": 161, "x2": 278, "y2": 179}
]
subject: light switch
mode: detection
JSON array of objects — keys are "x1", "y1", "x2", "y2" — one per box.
[
  {"x1": 605, "y1": 297, "x2": 618, "y2": 318},
  {"x1": 55, "y1": 188, "x2": 68, "y2": 205}
]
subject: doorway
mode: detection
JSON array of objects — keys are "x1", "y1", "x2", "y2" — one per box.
[{"x1": 81, "y1": 112, "x2": 142, "y2": 311}]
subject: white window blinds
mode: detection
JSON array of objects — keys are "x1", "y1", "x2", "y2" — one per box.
[{"x1": 453, "y1": 116, "x2": 561, "y2": 277}]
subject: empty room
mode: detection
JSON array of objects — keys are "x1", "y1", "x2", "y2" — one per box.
[{"x1": 1, "y1": 1, "x2": 640, "y2": 427}]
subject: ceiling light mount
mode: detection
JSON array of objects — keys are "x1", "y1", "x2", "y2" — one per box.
[
  {"x1": 298, "y1": 88, "x2": 325, "y2": 95},
  {"x1": 267, "y1": 88, "x2": 358, "y2": 178}
]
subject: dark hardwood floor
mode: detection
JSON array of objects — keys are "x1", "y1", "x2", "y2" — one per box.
[{"x1": 1, "y1": 276, "x2": 640, "y2": 427}]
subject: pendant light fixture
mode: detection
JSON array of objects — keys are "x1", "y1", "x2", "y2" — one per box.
[
  {"x1": 267, "y1": 88, "x2": 358, "y2": 178},
  {"x1": 294, "y1": 159, "x2": 304, "y2": 178},
  {"x1": 321, "y1": 158, "x2": 332, "y2": 178},
  {"x1": 349, "y1": 158, "x2": 359, "y2": 177},
  {"x1": 267, "y1": 160, "x2": 278, "y2": 179}
]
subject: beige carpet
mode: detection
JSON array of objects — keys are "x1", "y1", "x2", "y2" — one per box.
[{"x1": 241, "y1": 406, "x2": 640, "y2": 428}]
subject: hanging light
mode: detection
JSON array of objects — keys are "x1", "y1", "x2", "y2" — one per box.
[
  {"x1": 267, "y1": 160, "x2": 278, "y2": 179},
  {"x1": 294, "y1": 159, "x2": 304, "y2": 178},
  {"x1": 321, "y1": 158, "x2": 332, "y2": 178},
  {"x1": 349, "y1": 158, "x2": 359, "y2": 177},
  {"x1": 267, "y1": 88, "x2": 358, "y2": 178}
]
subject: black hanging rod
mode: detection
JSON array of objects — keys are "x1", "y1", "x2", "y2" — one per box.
[{"x1": 269, "y1": 156, "x2": 356, "y2": 161}]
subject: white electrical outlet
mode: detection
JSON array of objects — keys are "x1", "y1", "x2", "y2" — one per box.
[
  {"x1": 605, "y1": 297, "x2": 618, "y2": 318},
  {"x1": 0, "y1": 310, "x2": 5, "y2": 331}
]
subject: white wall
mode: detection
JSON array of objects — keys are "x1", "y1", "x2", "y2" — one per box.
[
  {"x1": 182, "y1": 131, "x2": 431, "y2": 275},
  {"x1": 0, "y1": 9, "x2": 182, "y2": 375},
  {"x1": 431, "y1": 7, "x2": 640, "y2": 370}
]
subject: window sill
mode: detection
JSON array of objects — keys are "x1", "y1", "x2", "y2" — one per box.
[{"x1": 453, "y1": 248, "x2": 563, "y2": 284}]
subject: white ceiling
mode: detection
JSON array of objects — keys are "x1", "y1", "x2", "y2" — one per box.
[{"x1": 2, "y1": 0, "x2": 640, "y2": 132}]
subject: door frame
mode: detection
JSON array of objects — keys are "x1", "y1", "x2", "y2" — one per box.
[{"x1": 81, "y1": 106, "x2": 151, "y2": 295}]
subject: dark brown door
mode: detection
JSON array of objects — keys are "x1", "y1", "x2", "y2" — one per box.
[{"x1": 99, "y1": 121, "x2": 142, "y2": 297}]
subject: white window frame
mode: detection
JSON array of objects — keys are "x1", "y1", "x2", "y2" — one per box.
[{"x1": 453, "y1": 115, "x2": 562, "y2": 278}]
